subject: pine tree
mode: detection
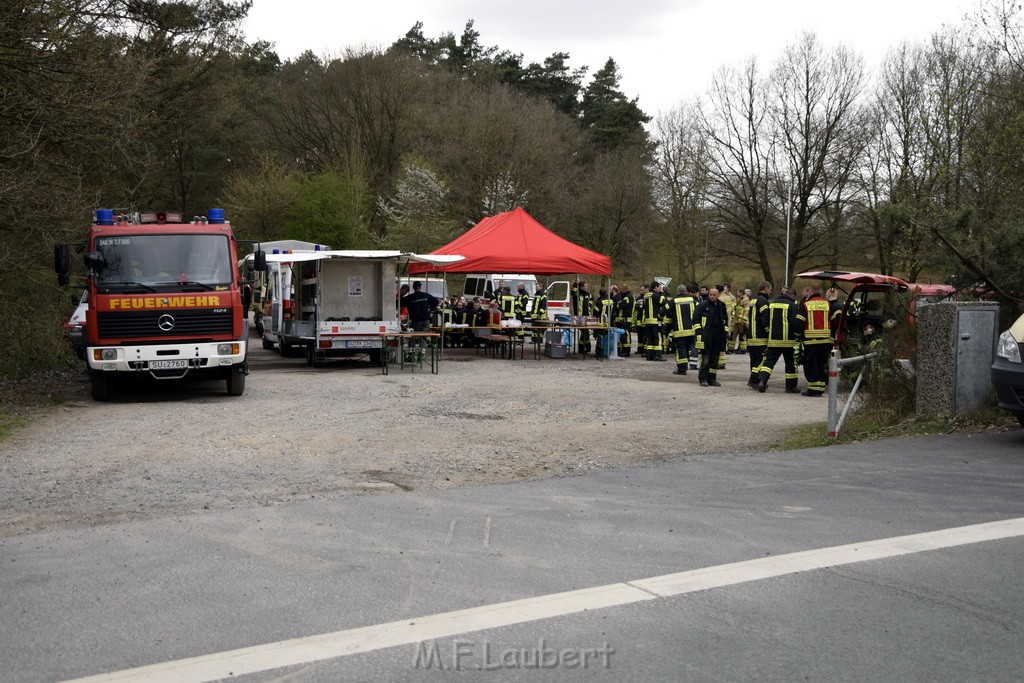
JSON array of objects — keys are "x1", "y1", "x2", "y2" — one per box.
[{"x1": 580, "y1": 58, "x2": 651, "y2": 150}]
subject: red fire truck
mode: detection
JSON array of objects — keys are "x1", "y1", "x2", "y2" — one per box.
[{"x1": 55, "y1": 208, "x2": 265, "y2": 400}]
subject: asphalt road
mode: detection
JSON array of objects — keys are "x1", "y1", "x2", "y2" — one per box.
[{"x1": 1, "y1": 430, "x2": 1022, "y2": 682}]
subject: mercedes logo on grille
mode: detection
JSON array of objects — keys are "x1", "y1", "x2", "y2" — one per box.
[{"x1": 157, "y1": 314, "x2": 175, "y2": 332}]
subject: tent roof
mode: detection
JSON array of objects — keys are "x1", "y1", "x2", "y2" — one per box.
[
  {"x1": 256, "y1": 250, "x2": 464, "y2": 266},
  {"x1": 408, "y1": 207, "x2": 611, "y2": 276}
]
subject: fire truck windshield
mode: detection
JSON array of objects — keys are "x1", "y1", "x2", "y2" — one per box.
[{"x1": 93, "y1": 234, "x2": 231, "y2": 291}]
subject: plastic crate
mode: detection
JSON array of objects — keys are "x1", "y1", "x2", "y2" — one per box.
[{"x1": 544, "y1": 342, "x2": 567, "y2": 358}]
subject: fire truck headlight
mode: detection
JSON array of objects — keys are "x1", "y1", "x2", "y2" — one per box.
[
  {"x1": 94, "y1": 348, "x2": 118, "y2": 361},
  {"x1": 217, "y1": 343, "x2": 239, "y2": 355}
]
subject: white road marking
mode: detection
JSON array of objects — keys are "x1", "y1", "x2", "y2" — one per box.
[
  {"x1": 66, "y1": 517, "x2": 1024, "y2": 683},
  {"x1": 445, "y1": 520, "x2": 456, "y2": 547},
  {"x1": 483, "y1": 515, "x2": 492, "y2": 547}
]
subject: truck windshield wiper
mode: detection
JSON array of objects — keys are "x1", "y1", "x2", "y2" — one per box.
[
  {"x1": 103, "y1": 281, "x2": 157, "y2": 293},
  {"x1": 157, "y1": 280, "x2": 215, "y2": 291}
]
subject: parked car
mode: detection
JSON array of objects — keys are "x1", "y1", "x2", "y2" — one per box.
[
  {"x1": 991, "y1": 310, "x2": 1024, "y2": 427},
  {"x1": 64, "y1": 290, "x2": 88, "y2": 360}
]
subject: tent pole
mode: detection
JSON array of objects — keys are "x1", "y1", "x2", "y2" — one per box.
[{"x1": 606, "y1": 275, "x2": 612, "y2": 325}]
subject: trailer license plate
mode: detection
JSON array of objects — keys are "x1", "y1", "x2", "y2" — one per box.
[
  {"x1": 345, "y1": 340, "x2": 373, "y2": 348},
  {"x1": 150, "y1": 360, "x2": 187, "y2": 370}
]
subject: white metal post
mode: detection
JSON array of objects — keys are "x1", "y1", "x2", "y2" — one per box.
[{"x1": 827, "y1": 347, "x2": 839, "y2": 438}]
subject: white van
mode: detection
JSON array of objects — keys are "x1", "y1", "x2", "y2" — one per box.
[
  {"x1": 463, "y1": 273, "x2": 537, "y2": 301},
  {"x1": 462, "y1": 274, "x2": 584, "y2": 322}
]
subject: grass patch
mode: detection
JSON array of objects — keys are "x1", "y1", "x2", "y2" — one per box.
[
  {"x1": 0, "y1": 412, "x2": 29, "y2": 440},
  {"x1": 0, "y1": 368, "x2": 88, "y2": 443},
  {"x1": 770, "y1": 406, "x2": 1018, "y2": 451}
]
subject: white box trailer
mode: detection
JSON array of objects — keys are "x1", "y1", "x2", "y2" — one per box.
[{"x1": 260, "y1": 250, "x2": 462, "y2": 366}]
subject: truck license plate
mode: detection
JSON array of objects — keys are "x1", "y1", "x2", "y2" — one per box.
[
  {"x1": 345, "y1": 340, "x2": 373, "y2": 348},
  {"x1": 150, "y1": 359, "x2": 187, "y2": 370}
]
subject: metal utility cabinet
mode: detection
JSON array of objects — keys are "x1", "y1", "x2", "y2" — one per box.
[{"x1": 916, "y1": 302, "x2": 1000, "y2": 416}]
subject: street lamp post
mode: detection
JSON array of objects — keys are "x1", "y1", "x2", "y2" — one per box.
[{"x1": 784, "y1": 182, "x2": 792, "y2": 286}]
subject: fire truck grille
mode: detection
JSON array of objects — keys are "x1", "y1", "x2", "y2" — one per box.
[{"x1": 97, "y1": 308, "x2": 234, "y2": 338}]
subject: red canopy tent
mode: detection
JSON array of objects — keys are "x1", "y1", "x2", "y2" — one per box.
[{"x1": 407, "y1": 207, "x2": 611, "y2": 275}]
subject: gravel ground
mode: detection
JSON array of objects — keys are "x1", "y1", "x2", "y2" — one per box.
[{"x1": 0, "y1": 328, "x2": 826, "y2": 538}]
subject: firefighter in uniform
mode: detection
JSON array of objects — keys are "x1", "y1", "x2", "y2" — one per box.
[
  {"x1": 492, "y1": 285, "x2": 515, "y2": 353},
  {"x1": 614, "y1": 284, "x2": 635, "y2": 357},
  {"x1": 731, "y1": 288, "x2": 750, "y2": 353},
  {"x1": 594, "y1": 287, "x2": 614, "y2": 358},
  {"x1": 530, "y1": 282, "x2": 547, "y2": 344},
  {"x1": 694, "y1": 287, "x2": 730, "y2": 386},
  {"x1": 667, "y1": 283, "x2": 698, "y2": 375},
  {"x1": 756, "y1": 286, "x2": 802, "y2": 393},
  {"x1": 571, "y1": 279, "x2": 594, "y2": 355},
  {"x1": 746, "y1": 281, "x2": 772, "y2": 387},
  {"x1": 634, "y1": 284, "x2": 648, "y2": 357},
  {"x1": 498, "y1": 285, "x2": 519, "y2": 323},
  {"x1": 514, "y1": 283, "x2": 531, "y2": 342},
  {"x1": 717, "y1": 284, "x2": 736, "y2": 368},
  {"x1": 660, "y1": 285, "x2": 673, "y2": 358},
  {"x1": 448, "y1": 297, "x2": 467, "y2": 348},
  {"x1": 641, "y1": 281, "x2": 667, "y2": 361},
  {"x1": 798, "y1": 284, "x2": 841, "y2": 397}
]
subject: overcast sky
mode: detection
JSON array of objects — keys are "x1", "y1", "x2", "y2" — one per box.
[{"x1": 243, "y1": 0, "x2": 978, "y2": 116}]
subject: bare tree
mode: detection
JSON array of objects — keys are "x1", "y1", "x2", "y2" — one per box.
[
  {"x1": 421, "y1": 79, "x2": 585, "y2": 229},
  {"x1": 651, "y1": 102, "x2": 716, "y2": 283},
  {"x1": 770, "y1": 32, "x2": 866, "y2": 284},
  {"x1": 573, "y1": 148, "x2": 655, "y2": 272},
  {"x1": 699, "y1": 58, "x2": 779, "y2": 283},
  {"x1": 267, "y1": 49, "x2": 429, "y2": 235},
  {"x1": 222, "y1": 151, "x2": 297, "y2": 241}
]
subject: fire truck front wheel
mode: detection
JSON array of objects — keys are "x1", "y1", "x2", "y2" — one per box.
[
  {"x1": 226, "y1": 366, "x2": 246, "y2": 396},
  {"x1": 89, "y1": 371, "x2": 110, "y2": 401}
]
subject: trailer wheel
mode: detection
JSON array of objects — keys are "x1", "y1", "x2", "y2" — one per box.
[
  {"x1": 280, "y1": 339, "x2": 301, "y2": 357},
  {"x1": 89, "y1": 371, "x2": 110, "y2": 401},
  {"x1": 226, "y1": 366, "x2": 246, "y2": 396},
  {"x1": 305, "y1": 345, "x2": 324, "y2": 367}
]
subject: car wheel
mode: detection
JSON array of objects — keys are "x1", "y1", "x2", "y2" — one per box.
[
  {"x1": 226, "y1": 366, "x2": 246, "y2": 396},
  {"x1": 90, "y1": 371, "x2": 110, "y2": 401}
]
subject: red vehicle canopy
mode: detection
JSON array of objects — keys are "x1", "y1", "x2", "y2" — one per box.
[{"x1": 796, "y1": 270, "x2": 910, "y2": 292}]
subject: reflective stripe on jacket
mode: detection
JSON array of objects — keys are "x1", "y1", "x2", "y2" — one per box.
[
  {"x1": 747, "y1": 293, "x2": 771, "y2": 346},
  {"x1": 765, "y1": 295, "x2": 801, "y2": 348},
  {"x1": 799, "y1": 296, "x2": 835, "y2": 345},
  {"x1": 669, "y1": 295, "x2": 697, "y2": 338}
]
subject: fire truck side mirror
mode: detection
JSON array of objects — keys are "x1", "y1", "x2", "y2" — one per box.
[
  {"x1": 54, "y1": 244, "x2": 70, "y2": 286},
  {"x1": 253, "y1": 249, "x2": 266, "y2": 273},
  {"x1": 84, "y1": 250, "x2": 107, "y2": 273}
]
